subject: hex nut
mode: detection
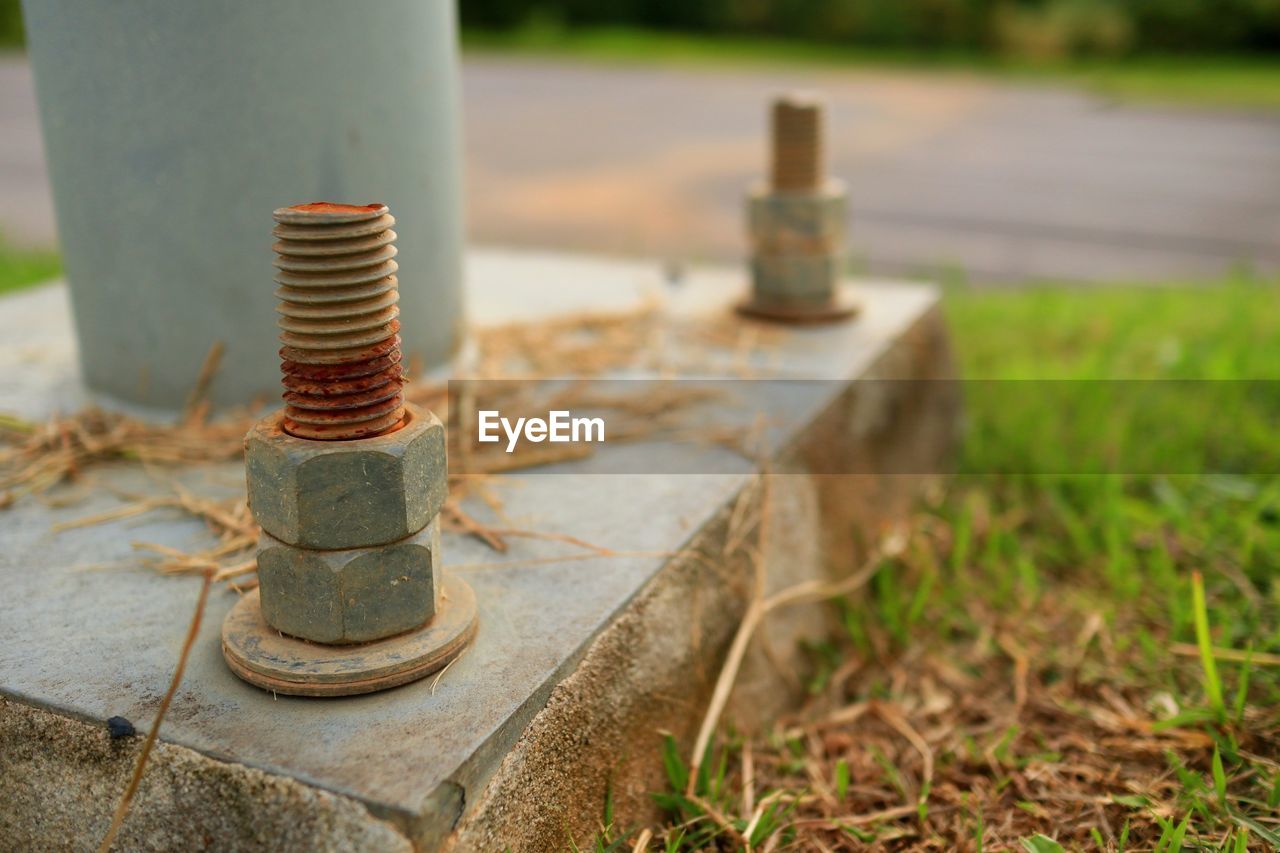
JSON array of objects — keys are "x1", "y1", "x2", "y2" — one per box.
[
  {"x1": 245, "y1": 403, "x2": 446, "y2": 550},
  {"x1": 751, "y1": 253, "x2": 843, "y2": 304},
  {"x1": 749, "y1": 179, "x2": 847, "y2": 254},
  {"x1": 257, "y1": 519, "x2": 442, "y2": 644}
]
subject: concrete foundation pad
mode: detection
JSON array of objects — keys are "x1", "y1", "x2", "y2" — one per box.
[{"x1": 0, "y1": 249, "x2": 955, "y2": 850}]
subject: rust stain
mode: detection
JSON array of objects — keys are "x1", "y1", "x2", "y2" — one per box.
[
  {"x1": 288, "y1": 202, "x2": 385, "y2": 216},
  {"x1": 273, "y1": 204, "x2": 405, "y2": 441}
]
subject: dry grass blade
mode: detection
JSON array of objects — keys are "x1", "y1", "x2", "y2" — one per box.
[
  {"x1": 871, "y1": 701, "x2": 934, "y2": 810},
  {"x1": 801, "y1": 701, "x2": 870, "y2": 735},
  {"x1": 97, "y1": 568, "x2": 213, "y2": 853},
  {"x1": 478, "y1": 527, "x2": 631, "y2": 555},
  {"x1": 0, "y1": 406, "x2": 249, "y2": 501},
  {"x1": 629, "y1": 828, "x2": 652, "y2": 853},
  {"x1": 181, "y1": 341, "x2": 225, "y2": 425},
  {"x1": 472, "y1": 303, "x2": 665, "y2": 377},
  {"x1": 790, "y1": 803, "x2": 920, "y2": 828},
  {"x1": 461, "y1": 443, "x2": 595, "y2": 474},
  {"x1": 441, "y1": 500, "x2": 509, "y2": 552},
  {"x1": 687, "y1": 794, "x2": 749, "y2": 849},
  {"x1": 685, "y1": 475, "x2": 894, "y2": 797},
  {"x1": 686, "y1": 470, "x2": 771, "y2": 796},
  {"x1": 51, "y1": 498, "x2": 169, "y2": 532},
  {"x1": 1170, "y1": 643, "x2": 1280, "y2": 667},
  {"x1": 212, "y1": 559, "x2": 257, "y2": 582},
  {"x1": 449, "y1": 549, "x2": 678, "y2": 573},
  {"x1": 56, "y1": 486, "x2": 259, "y2": 588}
]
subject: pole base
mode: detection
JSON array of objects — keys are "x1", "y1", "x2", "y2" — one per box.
[
  {"x1": 735, "y1": 288, "x2": 860, "y2": 325},
  {"x1": 222, "y1": 575, "x2": 478, "y2": 697}
]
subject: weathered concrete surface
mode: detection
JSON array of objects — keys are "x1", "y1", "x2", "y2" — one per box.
[
  {"x1": 448, "y1": 320, "x2": 954, "y2": 851},
  {"x1": 0, "y1": 250, "x2": 953, "y2": 849},
  {"x1": 0, "y1": 697, "x2": 413, "y2": 852}
]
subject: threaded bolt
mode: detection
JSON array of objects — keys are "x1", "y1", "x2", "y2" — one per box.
[
  {"x1": 770, "y1": 94, "x2": 825, "y2": 193},
  {"x1": 272, "y1": 202, "x2": 406, "y2": 441}
]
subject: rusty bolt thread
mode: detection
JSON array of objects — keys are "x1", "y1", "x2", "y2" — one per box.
[
  {"x1": 272, "y1": 202, "x2": 406, "y2": 441},
  {"x1": 770, "y1": 95, "x2": 825, "y2": 193}
]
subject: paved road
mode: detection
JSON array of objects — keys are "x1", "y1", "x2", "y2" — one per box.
[{"x1": 4, "y1": 55, "x2": 1279, "y2": 282}]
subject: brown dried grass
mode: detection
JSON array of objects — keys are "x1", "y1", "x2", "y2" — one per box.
[
  {"x1": 1, "y1": 305, "x2": 771, "y2": 586},
  {"x1": 636, "y1": 496, "x2": 1280, "y2": 852}
]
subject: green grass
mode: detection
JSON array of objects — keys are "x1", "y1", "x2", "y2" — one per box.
[
  {"x1": 946, "y1": 277, "x2": 1280, "y2": 380},
  {"x1": 463, "y1": 25, "x2": 1280, "y2": 110},
  {"x1": 949, "y1": 277, "x2": 1280, "y2": 477},
  {"x1": 628, "y1": 274, "x2": 1280, "y2": 849},
  {"x1": 0, "y1": 235, "x2": 60, "y2": 295},
  {"x1": 945, "y1": 274, "x2": 1280, "y2": 683},
  {"x1": 0, "y1": 0, "x2": 22, "y2": 51}
]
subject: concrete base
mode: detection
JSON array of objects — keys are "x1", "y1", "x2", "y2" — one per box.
[{"x1": 0, "y1": 249, "x2": 955, "y2": 850}]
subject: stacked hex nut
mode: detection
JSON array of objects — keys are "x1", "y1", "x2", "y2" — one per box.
[
  {"x1": 749, "y1": 188, "x2": 847, "y2": 310},
  {"x1": 243, "y1": 202, "x2": 451, "y2": 646},
  {"x1": 221, "y1": 202, "x2": 475, "y2": 698},
  {"x1": 246, "y1": 406, "x2": 448, "y2": 644},
  {"x1": 743, "y1": 94, "x2": 852, "y2": 321}
]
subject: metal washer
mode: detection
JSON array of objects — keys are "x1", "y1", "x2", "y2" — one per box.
[
  {"x1": 735, "y1": 287, "x2": 861, "y2": 325},
  {"x1": 222, "y1": 575, "x2": 477, "y2": 697}
]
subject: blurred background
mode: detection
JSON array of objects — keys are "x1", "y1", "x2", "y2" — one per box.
[
  {"x1": 461, "y1": 0, "x2": 1280, "y2": 56},
  {"x1": 3, "y1": 0, "x2": 1279, "y2": 286}
]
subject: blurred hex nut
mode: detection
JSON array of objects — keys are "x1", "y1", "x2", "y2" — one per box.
[
  {"x1": 748, "y1": 180, "x2": 847, "y2": 305},
  {"x1": 750, "y1": 254, "x2": 843, "y2": 305},
  {"x1": 257, "y1": 519, "x2": 443, "y2": 644},
  {"x1": 245, "y1": 404, "x2": 446, "y2": 550},
  {"x1": 748, "y1": 180, "x2": 847, "y2": 252}
]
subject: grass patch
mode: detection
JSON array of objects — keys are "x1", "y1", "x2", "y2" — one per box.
[
  {"x1": 615, "y1": 275, "x2": 1280, "y2": 850},
  {"x1": 945, "y1": 277, "x2": 1280, "y2": 380},
  {"x1": 0, "y1": 235, "x2": 60, "y2": 296},
  {"x1": 463, "y1": 25, "x2": 1280, "y2": 110}
]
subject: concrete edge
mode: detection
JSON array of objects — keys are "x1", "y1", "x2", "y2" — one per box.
[
  {"x1": 0, "y1": 695, "x2": 416, "y2": 852},
  {"x1": 442, "y1": 304, "x2": 957, "y2": 850}
]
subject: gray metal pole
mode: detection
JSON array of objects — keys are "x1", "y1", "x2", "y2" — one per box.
[{"x1": 21, "y1": 0, "x2": 465, "y2": 412}]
